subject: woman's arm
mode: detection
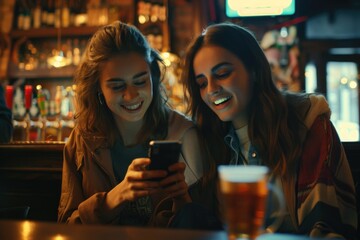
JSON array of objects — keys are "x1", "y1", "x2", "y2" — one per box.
[
  {"x1": 169, "y1": 126, "x2": 206, "y2": 211},
  {"x1": 297, "y1": 115, "x2": 357, "y2": 239},
  {"x1": 58, "y1": 130, "x2": 167, "y2": 224},
  {"x1": 180, "y1": 127, "x2": 204, "y2": 186},
  {"x1": 57, "y1": 130, "x2": 86, "y2": 223}
]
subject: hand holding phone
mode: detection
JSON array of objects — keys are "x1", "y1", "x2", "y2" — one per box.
[{"x1": 148, "y1": 140, "x2": 182, "y2": 172}]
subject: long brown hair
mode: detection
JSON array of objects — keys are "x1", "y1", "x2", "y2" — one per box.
[
  {"x1": 74, "y1": 21, "x2": 168, "y2": 145},
  {"x1": 182, "y1": 22, "x2": 303, "y2": 180}
]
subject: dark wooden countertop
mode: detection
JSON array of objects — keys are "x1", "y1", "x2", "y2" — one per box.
[
  {"x1": 0, "y1": 141, "x2": 358, "y2": 225},
  {"x1": 0, "y1": 220, "x2": 316, "y2": 240}
]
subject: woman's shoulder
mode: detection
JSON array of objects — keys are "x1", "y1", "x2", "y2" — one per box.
[
  {"x1": 168, "y1": 110, "x2": 193, "y2": 126},
  {"x1": 65, "y1": 126, "x2": 108, "y2": 152},
  {"x1": 167, "y1": 110, "x2": 196, "y2": 140},
  {"x1": 283, "y1": 91, "x2": 331, "y2": 128}
]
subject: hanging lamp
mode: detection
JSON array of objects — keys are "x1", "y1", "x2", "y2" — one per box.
[{"x1": 47, "y1": 0, "x2": 71, "y2": 68}]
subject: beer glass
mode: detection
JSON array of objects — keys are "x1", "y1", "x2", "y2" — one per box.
[{"x1": 218, "y1": 165, "x2": 284, "y2": 240}]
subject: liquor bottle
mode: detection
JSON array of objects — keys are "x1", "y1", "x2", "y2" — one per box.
[
  {"x1": 60, "y1": 86, "x2": 74, "y2": 120},
  {"x1": 47, "y1": 0, "x2": 55, "y2": 27},
  {"x1": 22, "y1": 1, "x2": 31, "y2": 30},
  {"x1": 137, "y1": 1, "x2": 149, "y2": 24},
  {"x1": 159, "y1": 4, "x2": 166, "y2": 22},
  {"x1": 54, "y1": 85, "x2": 63, "y2": 116},
  {"x1": 74, "y1": 0, "x2": 87, "y2": 26},
  {"x1": 65, "y1": 39, "x2": 73, "y2": 65},
  {"x1": 44, "y1": 100, "x2": 59, "y2": 141},
  {"x1": 5, "y1": 85, "x2": 14, "y2": 111},
  {"x1": 68, "y1": 0, "x2": 76, "y2": 26},
  {"x1": 72, "y1": 38, "x2": 81, "y2": 66},
  {"x1": 108, "y1": 4, "x2": 119, "y2": 24},
  {"x1": 33, "y1": 85, "x2": 48, "y2": 141},
  {"x1": 12, "y1": 87, "x2": 26, "y2": 120},
  {"x1": 62, "y1": 0, "x2": 70, "y2": 28},
  {"x1": 29, "y1": 98, "x2": 42, "y2": 141},
  {"x1": 60, "y1": 86, "x2": 75, "y2": 141},
  {"x1": 41, "y1": 0, "x2": 49, "y2": 27},
  {"x1": 17, "y1": 3, "x2": 24, "y2": 29},
  {"x1": 44, "y1": 86, "x2": 62, "y2": 141},
  {"x1": 99, "y1": 0, "x2": 108, "y2": 26},
  {"x1": 54, "y1": 0, "x2": 61, "y2": 28},
  {"x1": 33, "y1": 0, "x2": 42, "y2": 28},
  {"x1": 24, "y1": 85, "x2": 33, "y2": 141},
  {"x1": 150, "y1": 4, "x2": 159, "y2": 23},
  {"x1": 86, "y1": 0, "x2": 97, "y2": 26},
  {"x1": 12, "y1": 87, "x2": 27, "y2": 141}
]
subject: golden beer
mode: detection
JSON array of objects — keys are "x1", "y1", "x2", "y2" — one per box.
[
  {"x1": 218, "y1": 166, "x2": 270, "y2": 240},
  {"x1": 220, "y1": 180, "x2": 268, "y2": 239}
]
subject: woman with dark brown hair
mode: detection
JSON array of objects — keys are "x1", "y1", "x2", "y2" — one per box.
[
  {"x1": 182, "y1": 22, "x2": 357, "y2": 238},
  {"x1": 58, "y1": 21, "x2": 205, "y2": 227}
]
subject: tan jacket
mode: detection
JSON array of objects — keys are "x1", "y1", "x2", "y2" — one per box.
[{"x1": 58, "y1": 111, "x2": 204, "y2": 224}]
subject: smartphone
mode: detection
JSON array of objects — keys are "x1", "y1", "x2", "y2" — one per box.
[{"x1": 148, "y1": 140, "x2": 182, "y2": 171}]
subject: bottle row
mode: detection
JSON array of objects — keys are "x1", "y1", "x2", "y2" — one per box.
[
  {"x1": 137, "y1": 1, "x2": 167, "y2": 24},
  {"x1": 15, "y1": 38, "x2": 87, "y2": 71},
  {"x1": 15, "y1": 0, "x2": 167, "y2": 30},
  {"x1": 5, "y1": 84, "x2": 75, "y2": 142},
  {"x1": 14, "y1": 34, "x2": 164, "y2": 73},
  {"x1": 17, "y1": 0, "x2": 110, "y2": 29},
  {"x1": 12, "y1": 114, "x2": 74, "y2": 142}
]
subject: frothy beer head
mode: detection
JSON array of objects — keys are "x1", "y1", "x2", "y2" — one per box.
[
  {"x1": 218, "y1": 166, "x2": 268, "y2": 182},
  {"x1": 218, "y1": 166, "x2": 269, "y2": 194}
]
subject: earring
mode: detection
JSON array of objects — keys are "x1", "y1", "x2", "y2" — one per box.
[{"x1": 97, "y1": 92, "x2": 105, "y2": 105}]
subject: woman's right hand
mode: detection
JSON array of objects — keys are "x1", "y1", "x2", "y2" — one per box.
[{"x1": 105, "y1": 158, "x2": 167, "y2": 211}]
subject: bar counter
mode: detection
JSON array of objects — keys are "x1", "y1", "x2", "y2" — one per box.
[
  {"x1": 0, "y1": 220, "x2": 314, "y2": 240},
  {"x1": 0, "y1": 141, "x2": 359, "y2": 233},
  {"x1": 0, "y1": 141, "x2": 65, "y2": 221}
]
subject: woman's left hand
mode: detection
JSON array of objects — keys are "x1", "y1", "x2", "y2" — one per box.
[{"x1": 159, "y1": 162, "x2": 190, "y2": 202}]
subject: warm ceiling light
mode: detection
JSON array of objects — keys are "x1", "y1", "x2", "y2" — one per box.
[
  {"x1": 48, "y1": 0, "x2": 71, "y2": 68},
  {"x1": 47, "y1": 50, "x2": 71, "y2": 68}
]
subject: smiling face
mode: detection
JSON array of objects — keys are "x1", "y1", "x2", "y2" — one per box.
[
  {"x1": 193, "y1": 45, "x2": 252, "y2": 128},
  {"x1": 99, "y1": 53, "x2": 153, "y2": 124}
]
